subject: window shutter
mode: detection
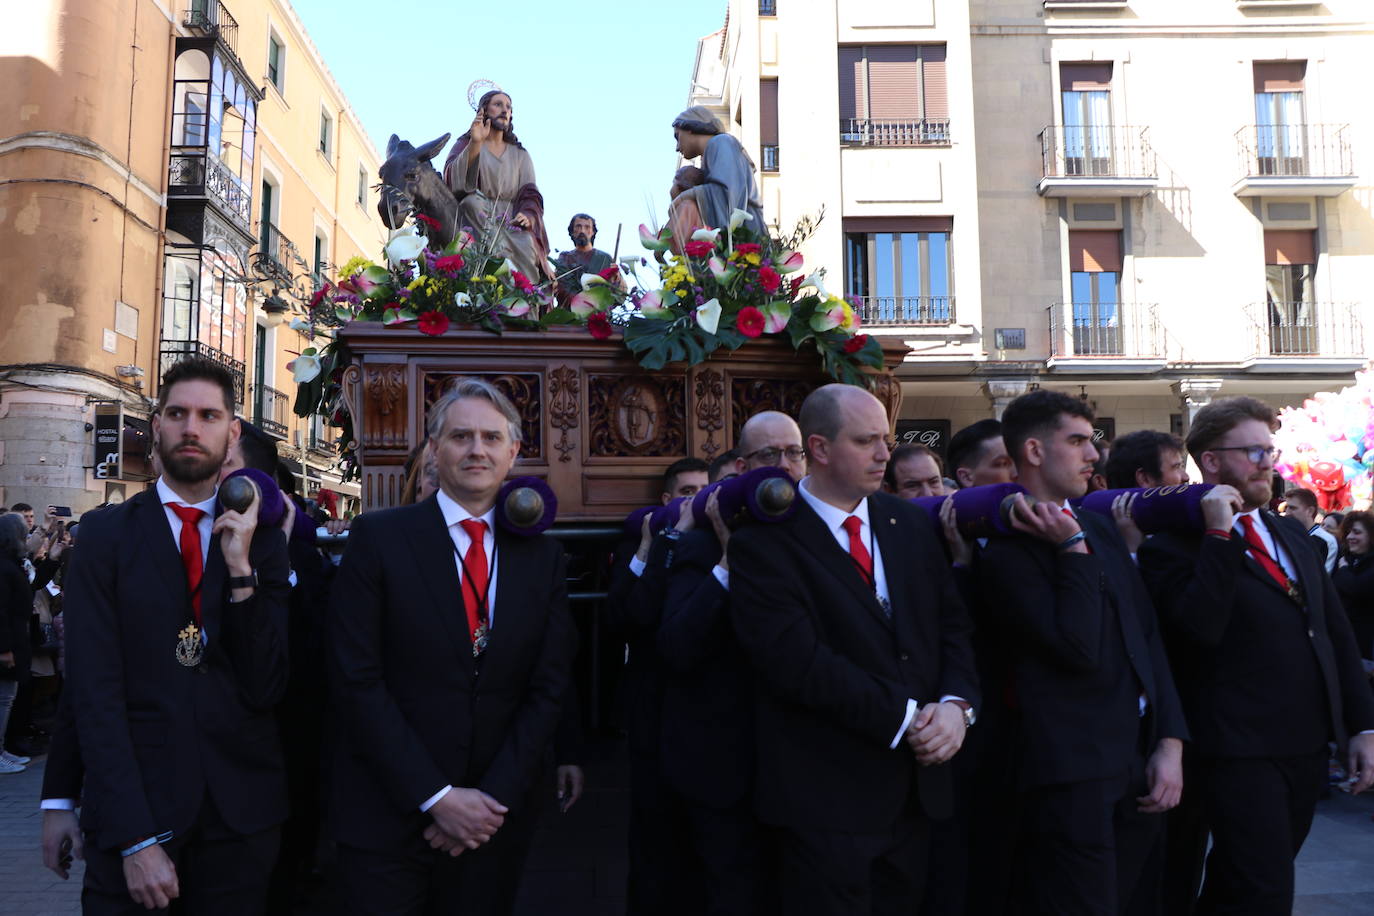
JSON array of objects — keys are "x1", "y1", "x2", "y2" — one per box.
[
  {"x1": 760, "y1": 79, "x2": 779, "y2": 145},
  {"x1": 838, "y1": 47, "x2": 862, "y2": 122},
  {"x1": 1264, "y1": 229, "x2": 1315, "y2": 265},
  {"x1": 1069, "y1": 230, "x2": 1122, "y2": 272},
  {"x1": 1253, "y1": 62, "x2": 1306, "y2": 93},
  {"x1": 843, "y1": 216, "x2": 953, "y2": 233},
  {"x1": 920, "y1": 46, "x2": 948, "y2": 120},
  {"x1": 866, "y1": 46, "x2": 921, "y2": 120},
  {"x1": 1060, "y1": 63, "x2": 1113, "y2": 91}
]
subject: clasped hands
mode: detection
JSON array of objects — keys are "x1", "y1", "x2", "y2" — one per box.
[
  {"x1": 422, "y1": 788, "x2": 509, "y2": 857},
  {"x1": 903, "y1": 701, "x2": 966, "y2": 766}
]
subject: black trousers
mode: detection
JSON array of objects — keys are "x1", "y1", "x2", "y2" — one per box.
[
  {"x1": 776, "y1": 812, "x2": 930, "y2": 916},
  {"x1": 82, "y1": 795, "x2": 280, "y2": 916},
  {"x1": 626, "y1": 750, "x2": 700, "y2": 916},
  {"x1": 1161, "y1": 750, "x2": 1207, "y2": 916},
  {"x1": 1194, "y1": 751, "x2": 1326, "y2": 916},
  {"x1": 1018, "y1": 767, "x2": 1164, "y2": 916},
  {"x1": 674, "y1": 792, "x2": 777, "y2": 916}
]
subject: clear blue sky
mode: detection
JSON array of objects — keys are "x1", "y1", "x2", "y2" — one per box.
[{"x1": 290, "y1": 0, "x2": 727, "y2": 264}]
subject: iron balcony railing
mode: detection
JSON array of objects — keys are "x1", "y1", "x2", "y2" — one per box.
[
  {"x1": 253, "y1": 221, "x2": 303, "y2": 286},
  {"x1": 251, "y1": 384, "x2": 289, "y2": 439},
  {"x1": 308, "y1": 423, "x2": 334, "y2": 455},
  {"x1": 1048, "y1": 302, "x2": 1164, "y2": 359},
  {"x1": 159, "y1": 340, "x2": 245, "y2": 404},
  {"x1": 855, "y1": 296, "x2": 954, "y2": 327},
  {"x1": 182, "y1": 1, "x2": 239, "y2": 54},
  {"x1": 1248, "y1": 301, "x2": 1364, "y2": 358},
  {"x1": 1236, "y1": 124, "x2": 1354, "y2": 180},
  {"x1": 1040, "y1": 125, "x2": 1157, "y2": 180},
  {"x1": 840, "y1": 118, "x2": 951, "y2": 147},
  {"x1": 168, "y1": 150, "x2": 253, "y2": 228}
]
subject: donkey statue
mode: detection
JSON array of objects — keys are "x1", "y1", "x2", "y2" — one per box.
[{"x1": 377, "y1": 133, "x2": 459, "y2": 249}]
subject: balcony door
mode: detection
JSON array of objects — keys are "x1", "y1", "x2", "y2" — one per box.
[
  {"x1": 1069, "y1": 230, "x2": 1122, "y2": 355},
  {"x1": 1264, "y1": 230, "x2": 1316, "y2": 354},
  {"x1": 1061, "y1": 63, "x2": 1113, "y2": 176},
  {"x1": 1254, "y1": 62, "x2": 1306, "y2": 176},
  {"x1": 844, "y1": 218, "x2": 952, "y2": 325}
]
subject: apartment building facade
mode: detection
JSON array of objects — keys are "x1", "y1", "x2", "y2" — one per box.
[
  {"x1": 1, "y1": 0, "x2": 385, "y2": 511},
  {"x1": 688, "y1": 0, "x2": 1372, "y2": 456}
]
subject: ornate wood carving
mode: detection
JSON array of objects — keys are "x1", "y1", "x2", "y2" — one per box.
[
  {"x1": 421, "y1": 372, "x2": 543, "y2": 459},
  {"x1": 870, "y1": 372, "x2": 904, "y2": 431},
  {"x1": 730, "y1": 377, "x2": 816, "y2": 442},
  {"x1": 693, "y1": 368, "x2": 725, "y2": 459},
  {"x1": 549, "y1": 366, "x2": 579, "y2": 463},
  {"x1": 363, "y1": 365, "x2": 407, "y2": 449},
  {"x1": 588, "y1": 374, "x2": 687, "y2": 457},
  {"x1": 339, "y1": 363, "x2": 364, "y2": 454}
]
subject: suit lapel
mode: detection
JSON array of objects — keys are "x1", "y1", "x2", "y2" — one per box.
[
  {"x1": 870, "y1": 496, "x2": 909, "y2": 620},
  {"x1": 201, "y1": 525, "x2": 226, "y2": 642},
  {"x1": 1262, "y1": 510, "x2": 1312, "y2": 613},
  {"x1": 135, "y1": 491, "x2": 193, "y2": 619},
  {"x1": 406, "y1": 497, "x2": 476, "y2": 671},
  {"x1": 478, "y1": 529, "x2": 533, "y2": 678},
  {"x1": 790, "y1": 498, "x2": 893, "y2": 632}
]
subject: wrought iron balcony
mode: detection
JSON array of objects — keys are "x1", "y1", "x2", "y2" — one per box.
[
  {"x1": 1248, "y1": 301, "x2": 1364, "y2": 360},
  {"x1": 840, "y1": 118, "x2": 951, "y2": 148},
  {"x1": 1038, "y1": 125, "x2": 1158, "y2": 197},
  {"x1": 855, "y1": 296, "x2": 954, "y2": 327},
  {"x1": 158, "y1": 341, "x2": 245, "y2": 404},
  {"x1": 168, "y1": 150, "x2": 253, "y2": 228},
  {"x1": 1047, "y1": 302, "x2": 1165, "y2": 364},
  {"x1": 182, "y1": 1, "x2": 239, "y2": 55},
  {"x1": 308, "y1": 422, "x2": 335, "y2": 455},
  {"x1": 252, "y1": 384, "x2": 290, "y2": 439},
  {"x1": 1233, "y1": 124, "x2": 1355, "y2": 197},
  {"x1": 252, "y1": 222, "x2": 304, "y2": 287}
]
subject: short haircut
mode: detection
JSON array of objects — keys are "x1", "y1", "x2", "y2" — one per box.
[
  {"x1": 236, "y1": 420, "x2": 279, "y2": 474},
  {"x1": 1340, "y1": 510, "x2": 1374, "y2": 545},
  {"x1": 884, "y1": 444, "x2": 943, "y2": 489},
  {"x1": 0, "y1": 513, "x2": 28, "y2": 561},
  {"x1": 948, "y1": 419, "x2": 1002, "y2": 479},
  {"x1": 567, "y1": 213, "x2": 597, "y2": 243},
  {"x1": 159, "y1": 357, "x2": 237, "y2": 413},
  {"x1": 426, "y1": 377, "x2": 522, "y2": 443},
  {"x1": 708, "y1": 448, "x2": 740, "y2": 482},
  {"x1": 10, "y1": 502, "x2": 33, "y2": 513},
  {"x1": 1283, "y1": 487, "x2": 1318, "y2": 515},
  {"x1": 1327, "y1": 510, "x2": 1346, "y2": 527},
  {"x1": 662, "y1": 457, "x2": 709, "y2": 495},
  {"x1": 1001, "y1": 390, "x2": 1095, "y2": 466},
  {"x1": 1185, "y1": 396, "x2": 1277, "y2": 463},
  {"x1": 798, "y1": 385, "x2": 850, "y2": 444},
  {"x1": 1105, "y1": 430, "x2": 1184, "y2": 490}
]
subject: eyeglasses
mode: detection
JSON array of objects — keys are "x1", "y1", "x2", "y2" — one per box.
[
  {"x1": 1208, "y1": 445, "x2": 1280, "y2": 464},
  {"x1": 743, "y1": 445, "x2": 807, "y2": 465}
]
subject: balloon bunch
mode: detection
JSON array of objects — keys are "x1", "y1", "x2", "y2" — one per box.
[{"x1": 1274, "y1": 368, "x2": 1374, "y2": 512}]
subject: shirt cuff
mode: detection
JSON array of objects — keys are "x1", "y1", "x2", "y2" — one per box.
[
  {"x1": 1360, "y1": 730, "x2": 1374, "y2": 736},
  {"x1": 711, "y1": 565, "x2": 729, "y2": 590},
  {"x1": 938, "y1": 695, "x2": 968, "y2": 707},
  {"x1": 40, "y1": 798, "x2": 77, "y2": 811},
  {"x1": 419, "y1": 785, "x2": 452, "y2": 813},
  {"x1": 628, "y1": 555, "x2": 647, "y2": 578},
  {"x1": 890, "y1": 698, "x2": 919, "y2": 749}
]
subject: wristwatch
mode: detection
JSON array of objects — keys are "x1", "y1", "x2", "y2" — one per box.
[
  {"x1": 226, "y1": 570, "x2": 259, "y2": 590},
  {"x1": 948, "y1": 699, "x2": 977, "y2": 728}
]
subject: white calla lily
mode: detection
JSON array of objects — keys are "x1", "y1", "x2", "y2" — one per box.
[
  {"x1": 288, "y1": 352, "x2": 322, "y2": 383},
  {"x1": 580, "y1": 273, "x2": 609, "y2": 290},
  {"x1": 455, "y1": 292, "x2": 472, "y2": 309},
  {"x1": 385, "y1": 226, "x2": 428, "y2": 266},
  {"x1": 801, "y1": 269, "x2": 829, "y2": 300},
  {"x1": 288, "y1": 317, "x2": 313, "y2": 334},
  {"x1": 695, "y1": 298, "x2": 722, "y2": 335},
  {"x1": 728, "y1": 209, "x2": 752, "y2": 231},
  {"x1": 494, "y1": 258, "x2": 516, "y2": 278},
  {"x1": 691, "y1": 227, "x2": 721, "y2": 243}
]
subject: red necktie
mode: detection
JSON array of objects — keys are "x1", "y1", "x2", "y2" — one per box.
[
  {"x1": 842, "y1": 516, "x2": 873, "y2": 584},
  {"x1": 1237, "y1": 515, "x2": 1291, "y2": 593},
  {"x1": 459, "y1": 519, "x2": 490, "y2": 643},
  {"x1": 169, "y1": 504, "x2": 205, "y2": 625}
]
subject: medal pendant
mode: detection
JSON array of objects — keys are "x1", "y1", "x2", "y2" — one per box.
[
  {"x1": 175, "y1": 623, "x2": 204, "y2": 667},
  {"x1": 472, "y1": 622, "x2": 490, "y2": 658}
]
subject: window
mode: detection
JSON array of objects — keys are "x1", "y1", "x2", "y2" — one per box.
[
  {"x1": 759, "y1": 0, "x2": 777, "y2": 14},
  {"x1": 838, "y1": 45, "x2": 948, "y2": 145},
  {"x1": 843, "y1": 218, "x2": 953, "y2": 325},
  {"x1": 313, "y1": 232, "x2": 327, "y2": 282},
  {"x1": 319, "y1": 108, "x2": 334, "y2": 158},
  {"x1": 760, "y1": 79, "x2": 779, "y2": 171},
  {"x1": 1060, "y1": 63, "x2": 1113, "y2": 175},
  {"x1": 1254, "y1": 62, "x2": 1306, "y2": 175},
  {"x1": 1264, "y1": 230, "x2": 1316, "y2": 353},
  {"x1": 1068, "y1": 230, "x2": 1122, "y2": 354},
  {"x1": 267, "y1": 34, "x2": 284, "y2": 93},
  {"x1": 357, "y1": 164, "x2": 368, "y2": 206},
  {"x1": 259, "y1": 178, "x2": 276, "y2": 254}
]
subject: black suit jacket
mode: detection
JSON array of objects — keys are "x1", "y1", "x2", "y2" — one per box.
[
  {"x1": 1139, "y1": 511, "x2": 1374, "y2": 757},
  {"x1": 605, "y1": 531, "x2": 673, "y2": 757},
  {"x1": 981, "y1": 511, "x2": 1188, "y2": 790},
  {"x1": 730, "y1": 491, "x2": 979, "y2": 831},
  {"x1": 657, "y1": 528, "x2": 754, "y2": 809},
  {"x1": 41, "y1": 689, "x2": 82, "y2": 802},
  {"x1": 64, "y1": 490, "x2": 292, "y2": 851},
  {"x1": 329, "y1": 496, "x2": 577, "y2": 850}
]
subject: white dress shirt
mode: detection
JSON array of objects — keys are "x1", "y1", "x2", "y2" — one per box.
[
  {"x1": 1234, "y1": 508, "x2": 1298, "y2": 581},
  {"x1": 421, "y1": 490, "x2": 500, "y2": 813}
]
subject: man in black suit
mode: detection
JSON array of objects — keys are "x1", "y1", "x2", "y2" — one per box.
[
  {"x1": 657, "y1": 410, "x2": 807, "y2": 914},
  {"x1": 330, "y1": 377, "x2": 576, "y2": 915},
  {"x1": 980, "y1": 390, "x2": 1187, "y2": 914},
  {"x1": 730, "y1": 384, "x2": 979, "y2": 915},
  {"x1": 65, "y1": 358, "x2": 292, "y2": 914},
  {"x1": 1138, "y1": 396, "x2": 1374, "y2": 915}
]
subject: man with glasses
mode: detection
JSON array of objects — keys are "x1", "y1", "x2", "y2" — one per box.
[
  {"x1": 1138, "y1": 396, "x2": 1374, "y2": 916},
  {"x1": 730, "y1": 385, "x2": 978, "y2": 914}
]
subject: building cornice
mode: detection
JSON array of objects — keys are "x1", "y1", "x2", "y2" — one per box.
[{"x1": 0, "y1": 131, "x2": 165, "y2": 209}]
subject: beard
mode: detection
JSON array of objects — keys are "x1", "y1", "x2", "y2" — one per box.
[
  {"x1": 158, "y1": 437, "x2": 226, "y2": 486},
  {"x1": 573, "y1": 233, "x2": 590, "y2": 247}
]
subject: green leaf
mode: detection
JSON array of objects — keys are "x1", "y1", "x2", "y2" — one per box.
[{"x1": 541, "y1": 307, "x2": 580, "y2": 326}]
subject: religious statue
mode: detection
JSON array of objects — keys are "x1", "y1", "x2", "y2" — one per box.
[
  {"x1": 442, "y1": 90, "x2": 553, "y2": 283},
  {"x1": 553, "y1": 213, "x2": 621, "y2": 305},
  {"x1": 667, "y1": 106, "x2": 766, "y2": 248}
]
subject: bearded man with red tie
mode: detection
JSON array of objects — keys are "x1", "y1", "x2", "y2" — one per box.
[
  {"x1": 729, "y1": 384, "x2": 979, "y2": 915},
  {"x1": 330, "y1": 377, "x2": 576, "y2": 915},
  {"x1": 1139, "y1": 396, "x2": 1374, "y2": 915},
  {"x1": 65, "y1": 358, "x2": 292, "y2": 914}
]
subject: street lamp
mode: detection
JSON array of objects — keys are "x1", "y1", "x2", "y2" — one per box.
[{"x1": 261, "y1": 287, "x2": 290, "y2": 327}]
